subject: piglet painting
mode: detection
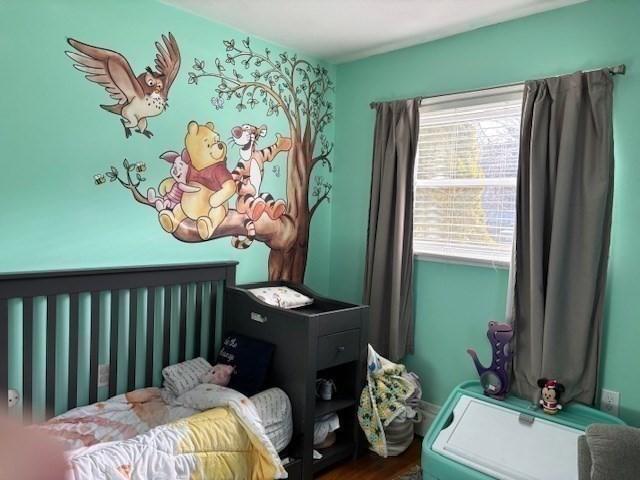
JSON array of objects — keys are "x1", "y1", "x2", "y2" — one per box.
[{"x1": 147, "y1": 150, "x2": 199, "y2": 211}]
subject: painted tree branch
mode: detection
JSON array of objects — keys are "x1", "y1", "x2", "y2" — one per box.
[
  {"x1": 99, "y1": 160, "x2": 297, "y2": 250},
  {"x1": 310, "y1": 181, "x2": 332, "y2": 219},
  {"x1": 195, "y1": 72, "x2": 298, "y2": 133},
  {"x1": 311, "y1": 144, "x2": 334, "y2": 172}
]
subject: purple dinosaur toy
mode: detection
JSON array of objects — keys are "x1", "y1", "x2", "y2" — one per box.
[{"x1": 467, "y1": 321, "x2": 514, "y2": 400}]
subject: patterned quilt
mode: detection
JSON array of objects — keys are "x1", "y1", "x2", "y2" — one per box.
[{"x1": 39, "y1": 385, "x2": 287, "y2": 479}]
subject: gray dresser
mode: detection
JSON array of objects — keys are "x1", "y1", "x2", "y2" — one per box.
[{"x1": 223, "y1": 281, "x2": 369, "y2": 479}]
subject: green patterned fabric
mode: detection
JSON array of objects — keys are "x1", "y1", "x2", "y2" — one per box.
[{"x1": 358, "y1": 348, "x2": 415, "y2": 457}]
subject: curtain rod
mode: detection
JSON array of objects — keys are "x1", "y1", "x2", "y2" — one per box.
[{"x1": 369, "y1": 64, "x2": 626, "y2": 109}]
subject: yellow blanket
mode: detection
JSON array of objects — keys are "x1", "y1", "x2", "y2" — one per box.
[{"x1": 178, "y1": 408, "x2": 280, "y2": 480}]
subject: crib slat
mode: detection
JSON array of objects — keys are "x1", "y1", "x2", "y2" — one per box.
[
  {"x1": 89, "y1": 292, "x2": 100, "y2": 404},
  {"x1": 109, "y1": 291, "x2": 119, "y2": 397},
  {"x1": 178, "y1": 285, "x2": 187, "y2": 362},
  {"x1": 194, "y1": 283, "x2": 202, "y2": 357},
  {"x1": 68, "y1": 293, "x2": 79, "y2": 410},
  {"x1": 145, "y1": 288, "x2": 155, "y2": 387},
  {"x1": 162, "y1": 287, "x2": 171, "y2": 368},
  {"x1": 0, "y1": 298, "x2": 8, "y2": 413},
  {"x1": 209, "y1": 285, "x2": 218, "y2": 359},
  {"x1": 127, "y1": 289, "x2": 138, "y2": 391},
  {"x1": 45, "y1": 295, "x2": 56, "y2": 417},
  {"x1": 22, "y1": 297, "x2": 33, "y2": 422}
]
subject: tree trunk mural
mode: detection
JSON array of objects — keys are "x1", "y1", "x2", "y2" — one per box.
[{"x1": 99, "y1": 38, "x2": 333, "y2": 283}]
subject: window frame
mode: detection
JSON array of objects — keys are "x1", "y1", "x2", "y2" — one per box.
[{"x1": 413, "y1": 84, "x2": 524, "y2": 269}]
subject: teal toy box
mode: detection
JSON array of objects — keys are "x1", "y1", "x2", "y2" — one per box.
[{"x1": 421, "y1": 381, "x2": 624, "y2": 480}]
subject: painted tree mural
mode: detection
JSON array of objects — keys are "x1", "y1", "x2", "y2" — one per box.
[{"x1": 100, "y1": 38, "x2": 334, "y2": 283}]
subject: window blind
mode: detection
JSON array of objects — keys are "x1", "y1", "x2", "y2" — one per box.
[{"x1": 414, "y1": 85, "x2": 523, "y2": 265}]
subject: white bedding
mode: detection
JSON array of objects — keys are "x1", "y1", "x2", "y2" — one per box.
[
  {"x1": 252, "y1": 387, "x2": 293, "y2": 453},
  {"x1": 60, "y1": 384, "x2": 287, "y2": 479},
  {"x1": 40, "y1": 386, "x2": 293, "y2": 453}
]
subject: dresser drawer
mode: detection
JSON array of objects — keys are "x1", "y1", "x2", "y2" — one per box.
[{"x1": 317, "y1": 329, "x2": 360, "y2": 369}]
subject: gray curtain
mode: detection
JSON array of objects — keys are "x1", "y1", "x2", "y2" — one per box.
[
  {"x1": 364, "y1": 99, "x2": 419, "y2": 361},
  {"x1": 512, "y1": 70, "x2": 614, "y2": 405}
]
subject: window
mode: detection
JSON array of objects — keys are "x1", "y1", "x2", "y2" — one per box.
[{"x1": 413, "y1": 85, "x2": 524, "y2": 267}]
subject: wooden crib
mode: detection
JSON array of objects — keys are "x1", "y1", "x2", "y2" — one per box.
[{"x1": 0, "y1": 262, "x2": 236, "y2": 420}]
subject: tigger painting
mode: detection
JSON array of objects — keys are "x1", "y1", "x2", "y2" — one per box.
[{"x1": 229, "y1": 124, "x2": 291, "y2": 249}]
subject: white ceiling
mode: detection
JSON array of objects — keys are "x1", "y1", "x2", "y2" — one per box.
[{"x1": 162, "y1": 0, "x2": 587, "y2": 63}]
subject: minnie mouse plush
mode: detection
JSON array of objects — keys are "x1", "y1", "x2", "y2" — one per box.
[{"x1": 538, "y1": 378, "x2": 565, "y2": 415}]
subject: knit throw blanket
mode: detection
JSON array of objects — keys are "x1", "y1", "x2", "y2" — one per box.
[{"x1": 357, "y1": 345, "x2": 416, "y2": 457}]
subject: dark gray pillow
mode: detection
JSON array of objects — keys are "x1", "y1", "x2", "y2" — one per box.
[
  {"x1": 586, "y1": 424, "x2": 640, "y2": 480},
  {"x1": 216, "y1": 333, "x2": 275, "y2": 396}
]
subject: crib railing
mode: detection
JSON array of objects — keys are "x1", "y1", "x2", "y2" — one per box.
[{"x1": 0, "y1": 262, "x2": 236, "y2": 421}]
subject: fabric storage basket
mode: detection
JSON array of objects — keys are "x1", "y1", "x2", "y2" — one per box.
[
  {"x1": 414, "y1": 400, "x2": 440, "y2": 437},
  {"x1": 385, "y1": 414, "x2": 419, "y2": 456}
]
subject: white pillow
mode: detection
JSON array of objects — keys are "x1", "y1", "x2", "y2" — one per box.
[
  {"x1": 249, "y1": 286, "x2": 313, "y2": 309},
  {"x1": 162, "y1": 357, "x2": 212, "y2": 396}
]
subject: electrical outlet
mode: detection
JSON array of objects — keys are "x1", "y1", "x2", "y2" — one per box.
[
  {"x1": 98, "y1": 364, "x2": 110, "y2": 388},
  {"x1": 600, "y1": 389, "x2": 620, "y2": 416}
]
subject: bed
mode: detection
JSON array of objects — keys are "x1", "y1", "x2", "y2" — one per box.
[
  {"x1": 0, "y1": 262, "x2": 299, "y2": 479},
  {"x1": 38, "y1": 385, "x2": 293, "y2": 453}
]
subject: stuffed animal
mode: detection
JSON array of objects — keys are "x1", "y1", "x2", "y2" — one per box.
[
  {"x1": 7, "y1": 389, "x2": 19, "y2": 408},
  {"x1": 538, "y1": 378, "x2": 565, "y2": 414},
  {"x1": 200, "y1": 364, "x2": 235, "y2": 387}
]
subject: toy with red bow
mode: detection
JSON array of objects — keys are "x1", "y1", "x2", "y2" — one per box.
[{"x1": 537, "y1": 378, "x2": 565, "y2": 415}]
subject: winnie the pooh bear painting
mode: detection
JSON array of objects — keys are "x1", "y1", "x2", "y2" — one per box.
[{"x1": 157, "y1": 121, "x2": 236, "y2": 240}]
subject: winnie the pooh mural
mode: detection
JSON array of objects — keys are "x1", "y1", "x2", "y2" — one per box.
[
  {"x1": 90, "y1": 37, "x2": 334, "y2": 283},
  {"x1": 156, "y1": 121, "x2": 236, "y2": 240}
]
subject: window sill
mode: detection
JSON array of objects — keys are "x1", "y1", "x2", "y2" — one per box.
[{"x1": 413, "y1": 252, "x2": 510, "y2": 270}]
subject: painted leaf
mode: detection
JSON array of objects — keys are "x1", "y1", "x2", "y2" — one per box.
[{"x1": 193, "y1": 58, "x2": 205, "y2": 71}]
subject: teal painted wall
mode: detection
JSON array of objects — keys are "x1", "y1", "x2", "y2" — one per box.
[
  {"x1": 331, "y1": 0, "x2": 640, "y2": 425},
  {"x1": 0, "y1": 0, "x2": 334, "y2": 417},
  {"x1": 0, "y1": 0, "x2": 335, "y2": 291},
  {"x1": 405, "y1": 261, "x2": 509, "y2": 408}
]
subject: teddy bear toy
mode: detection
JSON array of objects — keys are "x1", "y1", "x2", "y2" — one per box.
[
  {"x1": 7, "y1": 389, "x2": 19, "y2": 408},
  {"x1": 538, "y1": 378, "x2": 565, "y2": 415},
  {"x1": 200, "y1": 364, "x2": 235, "y2": 387}
]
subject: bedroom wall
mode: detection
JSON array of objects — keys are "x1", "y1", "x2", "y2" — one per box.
[
  {"x1": 0, "y1": 0, "x2": 335, "y2": 292},
  {"x1": 331, "y1": 0, "x2": 640, "y2": 425},
  {"x1": 0, "y1": 0, "x2": 335, "y2": 417}
]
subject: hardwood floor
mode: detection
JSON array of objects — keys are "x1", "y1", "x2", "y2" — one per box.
[{"x1": 317, "y1": 437, "x2": 422, "y2": 480}]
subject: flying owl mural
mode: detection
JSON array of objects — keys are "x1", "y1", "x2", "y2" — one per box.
[{"x1": 65, "y1": 33, "x2": 181, "y2": 138}]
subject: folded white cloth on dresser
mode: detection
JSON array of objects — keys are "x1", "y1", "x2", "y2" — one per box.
[{"x1": 249, "y1": 286, "x2": 314, "y2": 309}]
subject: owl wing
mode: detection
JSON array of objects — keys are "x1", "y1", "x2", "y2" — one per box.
[
  {"x1": 153, "y1": 33, "x2": 181, "y2": 98},
  {"x1": 65, "y1": 38, "x2": 143, "y2": 104}
]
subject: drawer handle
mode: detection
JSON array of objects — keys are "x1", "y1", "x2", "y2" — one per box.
[{"x1": 336, "y1": 346, "x2": 345, "y2": 353}]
